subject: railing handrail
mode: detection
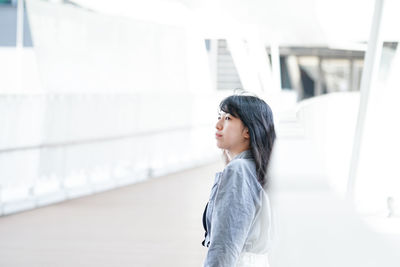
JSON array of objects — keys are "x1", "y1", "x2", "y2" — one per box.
[{"x1": 0, "y1": 123, "x2": 212, "y2": 154}]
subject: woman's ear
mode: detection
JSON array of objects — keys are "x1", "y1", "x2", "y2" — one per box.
[{"x1": 243, "y1": 127, "x2": 250, "y2": 139}]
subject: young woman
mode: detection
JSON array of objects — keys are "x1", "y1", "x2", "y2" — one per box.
[{"x1": 201, "y1": 93, "x2": 276, "y2": 267}]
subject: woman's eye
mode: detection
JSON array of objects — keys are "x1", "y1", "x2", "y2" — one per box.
[
  {"x1": 217, "y1": 116, "x2": 221, "y2": 120},
  {"x1": 225, "y1": 117, "x2": 230, "y2": 120}
]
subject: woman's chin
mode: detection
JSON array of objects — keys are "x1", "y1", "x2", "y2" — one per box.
[{"x1": 216, "y1": 144, "x2": 227, "y2": 150}]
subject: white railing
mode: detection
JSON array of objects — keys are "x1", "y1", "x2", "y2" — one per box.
[
  {"x1": 294, "y1": 92, "x2": 360, "y2": 196},
  {"x1": 0, "y1": 93, "x2": 223, "y2": 216},
  {"x1": 293, "y1": 91, "x2": 400, "y2": 224}
]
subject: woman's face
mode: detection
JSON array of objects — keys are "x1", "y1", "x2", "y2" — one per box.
[{"x1": 215, "y1": 111, "x2": 250, "y2": 154}]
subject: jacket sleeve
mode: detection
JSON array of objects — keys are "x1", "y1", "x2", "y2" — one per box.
[{"x1": 203, "y1": 162, "x2": 258, "y2": 267}]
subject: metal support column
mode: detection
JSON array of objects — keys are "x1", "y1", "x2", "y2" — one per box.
[
  {"x1": 315, "y1": 56, "x2": 323, "y2": 96},
  {"x1": 271, "y1": 43, "x2": 282, "y2": 92},
  {"x1": 16, "y1": 0, "x2": 24, "y2": 49},
  {"x1": 346, "y1": 0, "x2": 385, "y2": 202}
]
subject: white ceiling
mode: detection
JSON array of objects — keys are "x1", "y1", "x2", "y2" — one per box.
[{"x1": 71, "y1": 0, "x2": 399, "y2": 46}]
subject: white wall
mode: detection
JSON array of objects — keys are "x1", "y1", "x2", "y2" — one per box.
[{"x1": 0, "y1": 0, "x2": 226, "y2": 216}]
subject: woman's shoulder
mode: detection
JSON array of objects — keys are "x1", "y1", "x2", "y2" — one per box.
[
  {"x1": 223, "y1": 158, "x2": 258, "y2": 186},
  {"x1": 222, "y1": 158, "x2": 263, "y2": 197},
  {"x1": 225, "y1": 157, "x2": 256, "y2": 174}
]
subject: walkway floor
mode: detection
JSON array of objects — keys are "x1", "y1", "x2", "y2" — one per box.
[{"x1": 0, "y1": 161, "x2": 224, "y2": 267}]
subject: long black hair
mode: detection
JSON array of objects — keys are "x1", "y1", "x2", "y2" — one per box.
[{"x1": 219, "y1": 93, "x2": 276, "y2": 188}]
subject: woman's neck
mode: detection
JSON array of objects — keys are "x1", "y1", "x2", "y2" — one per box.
[{"x1": 225, "y1": 148, "x2": 250, "y2": 161}]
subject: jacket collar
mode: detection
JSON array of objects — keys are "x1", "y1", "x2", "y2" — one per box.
[{"x1": 232, "y1": 149, "x2": 253, "y2": 160}]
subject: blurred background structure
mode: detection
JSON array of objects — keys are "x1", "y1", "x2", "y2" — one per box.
[{"x1": 0, "y1": 0, "x2": 399, "y2": 266}]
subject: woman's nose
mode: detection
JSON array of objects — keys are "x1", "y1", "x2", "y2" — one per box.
[{"x1": 215, "y1": 119, "x2": 223, "y2": 130}]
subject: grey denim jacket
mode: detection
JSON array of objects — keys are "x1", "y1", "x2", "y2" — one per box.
[{"x1": 202, "y1": 149, "x2": 273, "y2": 267}]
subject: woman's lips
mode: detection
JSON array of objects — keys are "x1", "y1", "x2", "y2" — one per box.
[{"x1": 215, "y1": 133, "x2": 222, "y2": 138}]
